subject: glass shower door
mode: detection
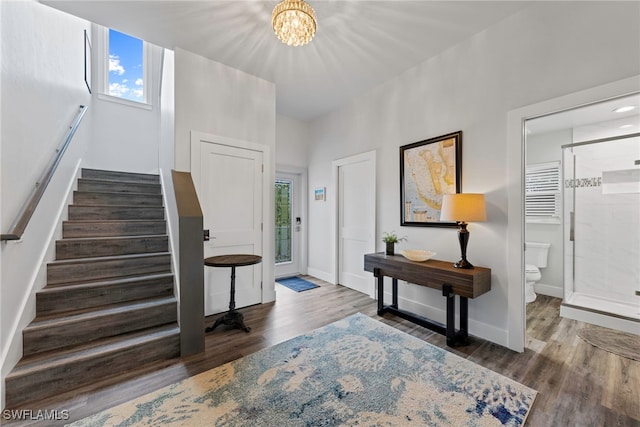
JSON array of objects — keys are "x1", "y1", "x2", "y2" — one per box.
[{"x1": 562, "y1": 135, "x2": 640, "y2": 320}]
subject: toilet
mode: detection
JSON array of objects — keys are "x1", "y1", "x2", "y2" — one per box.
[{"x1": 525, "y1": 241, "x2": 551, "y2": 303}]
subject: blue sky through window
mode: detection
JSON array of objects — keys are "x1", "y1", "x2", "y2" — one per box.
[{"x1": 109, "y1": 29, "x2": 144, "y2": 102}]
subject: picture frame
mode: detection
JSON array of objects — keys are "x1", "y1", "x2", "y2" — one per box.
[
  {"x1": 314, "y1": 187, "x2": 326, "y2": 201},
  {"x1": 84, "y1": 29, "x2": 92, "y2": 94},
  {"x1": 399, "y1": 131, "x2": 462, "y2": 227}
]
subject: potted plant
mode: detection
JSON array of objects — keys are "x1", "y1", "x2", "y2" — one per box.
[{"x1": 382, "y1": 231, "x2": 406, "y2": 256}]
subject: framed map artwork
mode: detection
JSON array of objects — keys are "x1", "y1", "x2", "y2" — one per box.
[{"x1": 399, "y1": 131, "x2": 462, "y2": 227}]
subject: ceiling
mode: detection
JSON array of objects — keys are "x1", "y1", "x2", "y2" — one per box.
[
  {"x1": 42, "y1": 1, "x2": 532, "y2": 121},
  {"x1": 526, "y1": 93, "x2": 640, "y2": 137}
]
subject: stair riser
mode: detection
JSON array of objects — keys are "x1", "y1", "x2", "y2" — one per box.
[
  {"x1": 37, "y1": 276, "x2": 174, "y2": 315},
  {"x1": 63, "y1": 221, "x2": 166, "y2": 238},
  {"x1": 56, "y1": 236, "x2": 169, "y2": 260},
  {"x1": 23, "y1": 302, "x2": 177, "y2": 356},
  {"x1": 81, "y1": 169, "x2": 160, "y2": 184},
  {"x1": 73, "y1": 191, "x2": 163, "y2": 207},
  {"x1": 78, "y1": 179, "x2": 161, "y2": 195},
  {"x1": 5, "y1": 332, "x2": 179, "y2": 408},
  {"x1": 68, "y1": 206, "x2": 165, "y2": 220},
  {"x1": 47, "y1": 254, "x2": 171, "y2": 285}
]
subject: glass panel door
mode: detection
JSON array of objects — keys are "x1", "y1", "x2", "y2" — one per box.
[
  {"x1": 562, "y1": 135, "x2": 640, "y2": 317},
  {"x1": 275, "y1": 179, "x2": 292, "y2": 264}
]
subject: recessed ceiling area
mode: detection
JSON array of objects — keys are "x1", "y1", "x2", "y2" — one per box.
[{"x1": 42, "y1": 1, "x2": 532, "y2": 121}]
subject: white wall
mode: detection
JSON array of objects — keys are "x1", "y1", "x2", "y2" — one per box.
[
  {"x1": 83, "y1": 27, "x2": 164, "y2": 174},
  {"x1": 275, "y1": 115, "x2": 309, "y2": 276},
  {"x1": 174, "y1": 48, "x2": 277, "y2": 302},
  {"x1": 0, "y1": 0, "x2": 92, "y2": 408},
  {"x1": 306, "y1": 1, "x2": 640, "y2": 348},
  {"x1": 276, "y1": 114, "x2": 309, "y2": 168},
  {"x1": 525, "y1": 129, "x2": 570, "y2": 297}
]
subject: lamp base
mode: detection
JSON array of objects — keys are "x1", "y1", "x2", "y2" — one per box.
[{"x1": 454, "y1": 258, "x2": 474, "y2": 269}]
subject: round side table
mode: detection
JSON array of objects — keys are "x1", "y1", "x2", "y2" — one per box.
[{"x1": 204, "y1": 254, "x2": 262, "y2": 333}]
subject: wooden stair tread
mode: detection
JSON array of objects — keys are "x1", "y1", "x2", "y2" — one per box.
[
  {"x1": 56, "y1": 234, "x2": 167, "y2": 243},
  {"x1": 9, "y1": 324, "x2": 179, "y2": 377},
  {"x1": 39, "y1": 272, "x2": 174, "y2": 292},
  {"x1": 63, "y1": 219, "x2": 166, "y2": 223},
  {"x1": 48, "y1": 251, "x2": 171, "y2": 266},
  {"x1": 79, "y1": 177, "x2": 161, "y2": 189},
  {"x1": 5, "y1": 168, "x2": 178, "y2": 408},
  {"x1": 81, "y1": 168, "x2": 160, "y2": 184},
  {"x1": 28, "y1": 296, "x2": 176, "y2": 326}
]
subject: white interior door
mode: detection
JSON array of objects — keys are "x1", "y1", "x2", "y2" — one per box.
[
  {"x1": 193, "y1": 139, "x2": 263, "y2": 316},
  {"x1": 275, "y1": 171, "x2": 301, "y2": 278},
  {"x1": 336, "y1": 152, "x2": 376, "y2": 296}
]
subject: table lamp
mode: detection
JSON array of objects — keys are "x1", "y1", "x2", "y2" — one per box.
[{"x1": 440, "y1": 193, "x2": 487, "y2": 269}]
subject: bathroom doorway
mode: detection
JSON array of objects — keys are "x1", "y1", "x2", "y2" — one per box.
[{"x1": 523, "y1": 92, "x2": 640, "y2": 344}]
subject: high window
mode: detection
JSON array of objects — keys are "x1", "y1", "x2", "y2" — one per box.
[
  {"x1": 97, "y1": 27, "x2": 151, "y2": 108},
  {"x1": 108, "y1": 29, "x2": 145, "y2": 103}
]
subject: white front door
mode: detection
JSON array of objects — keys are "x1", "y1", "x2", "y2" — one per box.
[
  {"x1": 192, "y1": 139, "x2": 263, "y2": 316},
  {"x1": 335, "y1": 151, "x2": 376, "y2": 296},
  {"x1": 275, "y1": 171, "x2": 301, "y2": 278}
]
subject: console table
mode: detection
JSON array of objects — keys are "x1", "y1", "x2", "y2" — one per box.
[
  {"x1": 204, "y1": 254, "x2": 262, "y2": 333},
  {"x1": 364, "y1": 253, "x2": 491, "y2": 346}
]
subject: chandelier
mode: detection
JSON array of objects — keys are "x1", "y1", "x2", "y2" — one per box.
[{"x1": 272, "y1": 0, "x2": 317, "y2": 47}]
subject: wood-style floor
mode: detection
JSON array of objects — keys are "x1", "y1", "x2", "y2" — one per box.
[{"x1": 3, "y1": 278, "x2": 639, "y2": 426}]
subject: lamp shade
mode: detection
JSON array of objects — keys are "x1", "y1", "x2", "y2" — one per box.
[{"x1": 440, "y1": 193, "x2": 487, "y2": 222}]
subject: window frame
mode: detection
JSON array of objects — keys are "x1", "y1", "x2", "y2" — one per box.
[
  {"x1": 94, "y1": 26, "x2": 152, "y2": 109},
  {"x1": 525, "y1": 160, "x2": 561, "y2": 224}
]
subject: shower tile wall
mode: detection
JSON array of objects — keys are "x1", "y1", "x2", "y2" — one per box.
[{"x1": 567, "y1": 136, "x2": 640, "y2": 303}]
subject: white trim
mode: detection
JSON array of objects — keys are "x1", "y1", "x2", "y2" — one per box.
[
  {"x1": 96, "y1": 93, "x2": 152, "y2": 110},
  {"x1": 507, "y1": 75, "x2": 640, "y2": 352},
  {"x1": 331, "y1": 150, "x2": 377, "y2": 296},
  {"x1": 158, "y1": 168, "x2": 180, "y2": 301},
  {"x1": 307, "y1": 267, "x2": 335, "y2": 284},
  {"x1": 190, "y1": 131, "x2": 275, "y2": 305},
  {"x1": 534, "y1": 283, "x2": 563, "y2": 299},
  {"x1": 560, "y1": 304, "x2": 640, "y2": 336}
]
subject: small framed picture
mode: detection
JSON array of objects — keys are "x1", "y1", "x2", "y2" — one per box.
[{"x1": 314, "y1": 187, "x2": 326, "y2": 201}]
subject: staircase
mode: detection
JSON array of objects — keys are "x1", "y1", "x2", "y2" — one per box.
[{"x1": 5, "y1": 169, "x2": 180, "y2": 408}]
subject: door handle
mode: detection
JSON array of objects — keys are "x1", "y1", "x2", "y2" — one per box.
[
  {"x1": 204, "y1": 230, "x2": 210, "y2": 241},
  {"x1": 569, "y1": 212, "x2": 574, "y2": 242}
]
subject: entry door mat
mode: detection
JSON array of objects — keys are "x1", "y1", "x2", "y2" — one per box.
[
  {"x1": 68, "y1": 313, "x2": 537, "y2": 426},
  {"x1": 578, "y1": 325, "x2": 640, "y2": 361},
  {"x1": 276, "y1": 275, "x2": 319, "y2": 292}
]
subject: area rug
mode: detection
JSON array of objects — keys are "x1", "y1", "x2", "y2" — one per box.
[
  {"x1": 577, "y1": 325, "x2": 640, "y2": 361},
  {"x1": 276, "y1": 276, "x2": 319, "y2": 292},
  {"x1": 67, "y1": 313, "x2": 537, "y2": 426}
]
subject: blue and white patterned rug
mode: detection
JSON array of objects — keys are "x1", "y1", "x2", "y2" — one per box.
[{"x1": 68, "y1": 313, "x2": 537, "y2": 426}]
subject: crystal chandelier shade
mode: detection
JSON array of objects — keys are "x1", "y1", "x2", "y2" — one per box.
[{"x1": 272, "y1": 0, "x2": 317, "y2": 47}]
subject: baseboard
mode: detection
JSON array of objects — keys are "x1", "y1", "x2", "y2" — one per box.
[
  {"x1": 534, "y1": 283, "x2": 563, "y2": 298},
  {"x1": 382, "y1": 290, "x2": 509, "y2": 348},
  {"x1": 307, "y1": 267, "x2": 335, "y2": 284}
]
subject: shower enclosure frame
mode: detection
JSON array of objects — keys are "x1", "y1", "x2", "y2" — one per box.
[{"x1": 560, "y1": 132, "x2": 640, "y2": 335}]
